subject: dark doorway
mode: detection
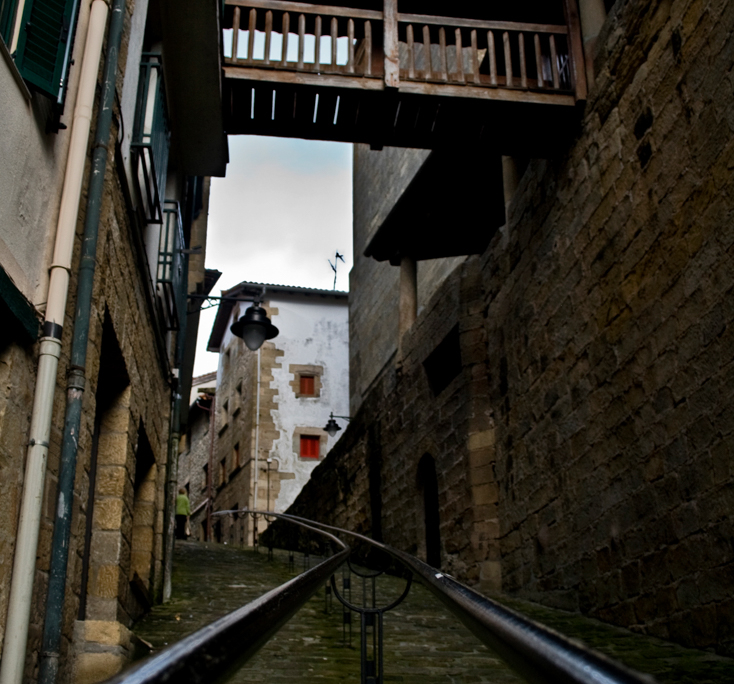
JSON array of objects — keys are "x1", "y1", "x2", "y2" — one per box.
[{"x1": 417, "y1": 454, "x2": 441, "y2": 568}]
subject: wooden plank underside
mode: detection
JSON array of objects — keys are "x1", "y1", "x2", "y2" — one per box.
[{"x1": 224, "y1": 89, "x2": 580, "y2": 154}]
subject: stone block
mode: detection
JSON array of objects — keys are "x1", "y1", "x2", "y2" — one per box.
[
  {"x1": 467, "y1": 430, "x2": 495, "y2": 451},
  {"x1": 96, "y1": 466, "x2": 127, "y2": 497},
  {"x1": 90, "y1": 564, "x2": 120, "y2": 599},
  {"x1": 84, "y1": 620, "x2": 131, "y2": 648},
  {"x1": 74, "y1": 652, "x2": 125, "y2": 684},
  {"x1": 94, "y1": 498, "x2": 124, "y2": 530}
]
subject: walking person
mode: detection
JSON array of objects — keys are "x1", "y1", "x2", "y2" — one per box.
[{"x1": 175, "y1": 487, "x2": 191, "y2": 540}]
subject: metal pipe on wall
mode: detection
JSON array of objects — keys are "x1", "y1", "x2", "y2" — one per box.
[
  {"x1": 0, "y1": 2, "x2": 112, "y2": 682},
  {"x1": 37, "y1": 0, "x2": 127, "y2": 679}
]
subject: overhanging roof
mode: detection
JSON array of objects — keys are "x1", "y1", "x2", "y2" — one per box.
[
  {"x1": 207, "y1": 281, "x2": 348, "y2": 352},
  {"x1": 364, "y1": 150, "x2": 505, "y2": 264},
  {"x1": 160, "y1": 0, "x2": 229, "y2": 177}
]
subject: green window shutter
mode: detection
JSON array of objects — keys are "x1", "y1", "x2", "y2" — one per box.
[
  {"x1": 14, "y1": 0, "x2": 79, "y2": 102},
  {"x1": 0, "y1": 0, "x2": 19, "y2": 44}
]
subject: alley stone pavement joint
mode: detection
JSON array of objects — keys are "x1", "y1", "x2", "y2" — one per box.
[{"x1": 130, "y1": 541, "x2": 734, "y2": 683}]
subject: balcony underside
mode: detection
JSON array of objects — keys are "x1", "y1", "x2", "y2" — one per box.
[
  {"x1": 223, "y1": 73, "x2": 581, "y2": 153},
  {"x1": 364, "y1": 149, "x2": 505, "y2": 263}
]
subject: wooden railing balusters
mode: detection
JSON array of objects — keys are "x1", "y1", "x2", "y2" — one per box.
[
  {"x1": 534, "y1": 33, "x2": 543, "y2": 87},
  {"x1": 331, "y1": 16, "x2": 338, "y2": 68},
  {"x1": 470, "y1": 29, "x2": 479, "y2": 83},
  {"x1": 314, "y1": 15, "x2": 322, "y2": 69},
  {"x1": 549, "y1": 34, "x2": 560, "y2": 88},
  {"x1": 347, "y1": 18, "x2": 355, "y2": 73},
  {"x1": 298, "y1": 13, "x2": 305, "y2": 69},
  {"x1": 423, "y1": 25, "x2": 432, "y2": 79},
  {"x1": 519, "y1": 32, "x2": 527, "y2": 88},
  {"x1": 232, "y1": 6, "x2": 241, "y2": 61},
  {"x1": 364, "y1": 19, "x2": 372, "y2": 75},
  {"x1": 221, "y1": 1, "x2": 579, "y2": 101},
  {"x1": 503, "y1": 31, "x2": 512, "y2": 87},
  {"x1": 439, "y1": 27, "x2": 448, "y2": 81},
  {"x1": 247, "y1": 8, "x2": 256, "y2": 62},
  {"x1": 281, "y1": 12, "x2": 290, "y2": 66},
  {"x1": 407, "y1": 24, "x2": 415, "y2": 79},
  {"x1": 488, "y1": 30, "x2": 497, "y2": 85},
  {"x1": 264, "y1": 10, "x2": 273, "y2": 65},
  {"x1": 454, "y1": 28, "x2": 464, "y2": 83}
]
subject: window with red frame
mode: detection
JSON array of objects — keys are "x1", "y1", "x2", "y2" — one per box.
[
  {"x1": 299, "y1": 375, "x2": 315, "y2": 396},
  {"x1": 300, "y1": 435, "x2": 320, "y2": 458}
]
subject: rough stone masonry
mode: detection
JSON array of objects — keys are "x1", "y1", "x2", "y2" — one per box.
[{"x1": 280, "y1": 0, "x2": 734, "y2": 658}]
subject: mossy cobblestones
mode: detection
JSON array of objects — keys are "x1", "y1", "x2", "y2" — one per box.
[{"x1": 132, "y1": 542, "x2": 734, "y2": 683}]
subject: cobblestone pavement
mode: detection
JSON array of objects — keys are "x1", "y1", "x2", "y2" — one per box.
[{"x1": 132, "y1": 542, "x2": 734, "y2": 683}]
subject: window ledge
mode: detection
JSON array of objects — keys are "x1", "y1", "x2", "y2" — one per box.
[{"x1": 0, "y1": 36, "x2": 32, "y2": 101}]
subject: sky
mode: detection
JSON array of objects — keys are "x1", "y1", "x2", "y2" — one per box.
[{"x1": 192, "y1": 136, "x2": 353, "y2": 377}]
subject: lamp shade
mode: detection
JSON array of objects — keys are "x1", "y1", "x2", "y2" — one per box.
[
  {"x1": 324, "y1": 416, "x2": 341, "y2": 437},
  {"x1": 230, "y1": 305, "x2": 279, "y2": 351}
]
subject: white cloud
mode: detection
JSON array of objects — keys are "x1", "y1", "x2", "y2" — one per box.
[{"x1": 192, "y1": 136, "x2": 353, "y2": 376}]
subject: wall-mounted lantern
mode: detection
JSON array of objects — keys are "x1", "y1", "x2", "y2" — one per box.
[
  {"x1": 323, "y1": 412, "x2": 352, "y2": 437},
  {"x1": 230, "y1": 304, "x2": 279, "y2": 351}
]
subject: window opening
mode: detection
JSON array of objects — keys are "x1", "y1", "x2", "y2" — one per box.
[
  {"x1": 423, "y1": 325, "x2": 462, "y2": 396},
  {"x1": 300, "y1": 434, "x2": 320, "y2": 459},
  {"x1": 300, "y1": 374, "x2": 315, "y2": 396}
]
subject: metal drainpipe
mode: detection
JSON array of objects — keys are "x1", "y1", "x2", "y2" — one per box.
[
  {"x1": 162, "y1": 388, "x2": 181, "y2": 602},
  {"x1": 0, "y1": 1, "x2": 113, "y2": 683},
  {"x1": 252, "y1": 346, "x2": 262, "y2": 545},
  {"x1": 35, "y1": 0, "x2": 127, "y2": 681},
  {"x1": 207, "y1": 394, "x2": 216, "y2": 540}
]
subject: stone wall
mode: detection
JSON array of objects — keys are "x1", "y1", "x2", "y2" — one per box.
[
  {"x1": 484, "y1": 0, "x2": 734, "y2": 654},
  {"x1": 286, "y1": 0, "x2": 734, "y2": 657},
  {"x1": 281, "y1": 258, "x2": 501, "y2": 586}
]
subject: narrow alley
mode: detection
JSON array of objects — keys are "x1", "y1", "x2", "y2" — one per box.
[{"x1": 132, "y1": 541, "x2": 734, "y2": 684}]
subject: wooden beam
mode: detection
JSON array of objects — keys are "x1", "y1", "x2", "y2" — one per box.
[
  {"x1": 395, "y1": 80, "x2": 576, "y2": 105},
  {"x1": 225, "y1": 0, "x2": 382, "y2": 21},
  {"x1": 224, "y1": 65, "x2": 385, "y2": 90},
  {"x1": 563, "y1": 0, "x2": 588, "y2": 101},
  {"x1": 384, "y1": 0, "x2": 399, "y2": 89},
  {"x1": 397, "y1": 13, "x2": 568, "y2": 34}
]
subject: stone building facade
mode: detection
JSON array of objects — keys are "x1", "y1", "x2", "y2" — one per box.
[
  {"x1": 0, "y1": 0, "x2": 225, "y2": 680},
  {"x1": 282, "y1": 0, "x2": 734, "y2": 657},
  {"x1": 178, "y1": 282, "x2": 349, "y2": 546}
]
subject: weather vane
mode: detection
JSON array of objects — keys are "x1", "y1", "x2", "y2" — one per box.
[{"x1": 329, "y1": 251, "x2": 345, "y2": 290}]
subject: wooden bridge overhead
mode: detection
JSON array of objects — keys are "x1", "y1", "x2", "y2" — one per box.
[{"x1": 221, "y1": 0, "x2": 587, "y2": 153}]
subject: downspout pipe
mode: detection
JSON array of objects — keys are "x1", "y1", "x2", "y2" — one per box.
[
  {"x1": 162, "y1": 389, "x2": 182, "y2": 602},
  {"x1": 0, "y1": 1, "x2": 112, "y2": 683},
  {"x1": 36, "y1": 0, "x2": 127, "y2": 681}
]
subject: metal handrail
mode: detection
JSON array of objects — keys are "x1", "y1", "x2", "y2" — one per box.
[
  {"x1": 106, "y1": 511, "x2": 655, "y2": 684},
  {"x1": 103, "y1": 518, "x2": 349, "y2": 684},
  {"x1": 277, "y1": 513, "x2": 656, "y2": 684}
]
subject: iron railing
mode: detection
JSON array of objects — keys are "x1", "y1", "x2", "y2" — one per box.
[
  {"x1": 132, "y1": 53, "x2": 170, "y2": 224},
  {"x1": 157, "y1": 201, "x2": 186, "y2": 331},
  {"x1": 105, "y1": 512, "x2": 655, "y2": 684}
]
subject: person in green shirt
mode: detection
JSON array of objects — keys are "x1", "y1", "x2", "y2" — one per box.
[{"x1": 175, "y1": 488, "x2": 191, "y2": 540}]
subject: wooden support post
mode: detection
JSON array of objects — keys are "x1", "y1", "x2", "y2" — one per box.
[
  {"x1": 384, "y1": 0, "x2": 399, "y2": 89},
  {"x1": 568, "y1": 0, "x2": 595, "y2": 94},
  {"x1": 399, "y1": 256, "x2": 417, "y2": 348}
]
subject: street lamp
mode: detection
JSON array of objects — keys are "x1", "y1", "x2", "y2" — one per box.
[
  {"x1": 230, "y1": 304, "x2": 279, "y2": 351},
  {"x1": 323, "y1": 412, "x2": 352, "y2": 437}
]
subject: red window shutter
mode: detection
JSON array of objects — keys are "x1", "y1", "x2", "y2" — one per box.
[
  {"x1": 300, "y1": 375, "x2": 315, "y2": 395},
  {"x1": 300, "y1": 435, "x2": 320, "y2": 458}
]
